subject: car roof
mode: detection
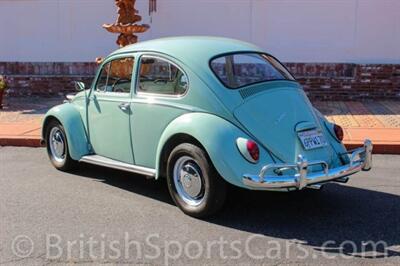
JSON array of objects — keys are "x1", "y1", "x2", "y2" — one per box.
[{"x1": 110, "y1": 36, "x2": 263, "y2": 64}]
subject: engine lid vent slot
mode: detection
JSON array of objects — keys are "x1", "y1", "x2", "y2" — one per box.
[{"x1": 239, "y1": 86, "x2": 269, "y2": 99}]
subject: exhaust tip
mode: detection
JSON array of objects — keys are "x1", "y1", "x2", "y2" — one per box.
[
  {"x1": 334, "y1": 177, "x2": 349, "y2": 183},
  {"x1": 307, "y1": 184, "x2": 323, "y2": 190}
]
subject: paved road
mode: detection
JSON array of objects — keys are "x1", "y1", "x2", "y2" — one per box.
[{"x1": 1, "y1": 147, "x2": 399, "y2": 265}]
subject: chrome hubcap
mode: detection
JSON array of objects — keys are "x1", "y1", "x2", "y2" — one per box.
[
  {"x1": 173, "y1": 156, "x2": 205, "y2": 206},
  {"x1": 49, "y1": 127, "x2": 66, "y2": 163}
]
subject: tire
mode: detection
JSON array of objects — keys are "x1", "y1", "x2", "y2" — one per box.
[
  {"x1": 167, "y1": 143, "x2": 227, "y2": 218},
  {"x1": 45, "y1": 120, "x2": 78, "y2": 171}
]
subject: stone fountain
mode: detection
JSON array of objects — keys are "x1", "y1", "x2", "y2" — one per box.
[
  {"x1": 103, "y1": 0, "x2": 150, "y2": 47},
  {"x1": 99, "y1": 0, "x2": 155, "y2": 75}
]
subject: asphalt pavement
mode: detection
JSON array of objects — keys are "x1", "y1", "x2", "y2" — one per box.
[{"x1": 0, "y1": 147, "x2": 399, "y2": 265}]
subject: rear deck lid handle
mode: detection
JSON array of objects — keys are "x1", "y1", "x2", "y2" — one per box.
[{"x1": 295, "y1": 121, "x2": 317, "y2": 132}]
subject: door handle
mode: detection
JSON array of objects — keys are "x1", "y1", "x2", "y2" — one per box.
[{"x1": 118, "y1": 102, "x2": 130, "y2": 111}]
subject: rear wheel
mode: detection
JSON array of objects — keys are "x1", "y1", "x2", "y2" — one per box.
[
  {"x1": 167, "y1": 143, "x2": 227, "y2": 218},
  {"x1": 45, "y1": 120, "x2": 77, "y2": 171}
]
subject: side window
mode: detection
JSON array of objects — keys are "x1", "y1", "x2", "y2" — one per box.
[
  {"x1": 137, "y1": 56, "x2": 188, "y2": 96},
  {"x1": 95, "y1": 57, "x2": 134, "y2": 94},
  {"x1": 96, "y1": 63, "x2": 110, "y2": 92}
]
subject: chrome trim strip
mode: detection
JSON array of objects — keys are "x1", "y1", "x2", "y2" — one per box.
[
  {"x1": 94, "y1": 91, "x2": 131, "y2": 97},
  {"x1": 243, "y1": 139, "x2": 373, "y2": 190},
  {"x1": 80, "y1": 155, "x2": 156, "y2": 177},
  {"x1": 131, "y1": 98, "x2": 199, "y2": 112},
  {"x1": 87, "y1": 96, "x2": 198, "y2": 112}
]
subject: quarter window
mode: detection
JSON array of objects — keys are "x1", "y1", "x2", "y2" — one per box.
[
  {"x1": 137, "y1": 56, "x2": 188, "y2": 96},
  {"x1": 96, "y1": 57, "x2": 134, "y2": 93}
]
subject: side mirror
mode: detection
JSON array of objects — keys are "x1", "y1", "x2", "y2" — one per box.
[{"x1": 74, "y1": 81, "x2": 86, "y2": 92}]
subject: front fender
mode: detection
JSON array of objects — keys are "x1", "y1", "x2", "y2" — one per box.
[
  {"x1": 42, "y1": 103, "x2": 89, "y2": 160},
  {"x1": 156, "y1": 112, "x2": 274, "y2": 188}
]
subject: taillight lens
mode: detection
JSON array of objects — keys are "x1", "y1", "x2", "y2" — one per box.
[
  {"x1": 236, "y1": 138, "x2": 260, "y2": 163},
  {"x1": 246, "y1": 140, "x2": 260, "y2": 161},
  {"x1": 334, "y1": 124, "x2": 344, "y2": 141}
]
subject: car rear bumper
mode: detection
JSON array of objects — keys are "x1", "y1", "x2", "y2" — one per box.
[{"x1": 242, "y1": 139, "x2": 373, "y2": 190}]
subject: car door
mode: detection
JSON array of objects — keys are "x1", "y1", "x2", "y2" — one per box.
[
  {"x1": 130, "y1": 55, "x2": 190, "y2": 168},
  {"x1": 87, "y1": 56, "x2": 135, "y2": 164}
]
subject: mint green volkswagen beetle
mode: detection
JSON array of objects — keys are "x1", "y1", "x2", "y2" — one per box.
[{"x1": 42, "y1": 37, "x2": 372, "y2": 217}]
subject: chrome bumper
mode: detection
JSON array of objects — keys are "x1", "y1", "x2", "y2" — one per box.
[{"x1": 243, "y1": 139, "x2": 373, "y2": 190}]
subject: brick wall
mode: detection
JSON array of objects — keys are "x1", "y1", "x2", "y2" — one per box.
[
  {"x1": 0, "y1": 62, "x2": 97, "y2": 97},
  {"x1": 285, "y1": 63, "x2": 400, "y2": 100},
  {"x1": 0, "y1": 62, "x2": 399, "y2": 100}
]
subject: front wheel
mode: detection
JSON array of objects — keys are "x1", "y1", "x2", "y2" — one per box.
[
  {"x1": 167, "y1": 143, "x2": 227, "y2": 218},
  {"x1": 45, "y1": 120, "x2": 77, "y2": 171}
]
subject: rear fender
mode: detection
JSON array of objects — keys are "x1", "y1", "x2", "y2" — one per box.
[
  {"x1": 42, "y1": 103, "x2": 90, "y2": 160},
  {"x1": 156, "y1": 113, "x2": 274, "y2": 188},
  {"x1": 313, "y1": 107, "x2": 349, "y2": 164}
]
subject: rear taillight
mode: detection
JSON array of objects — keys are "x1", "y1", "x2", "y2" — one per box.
[
  {"x1": 334, "y1": 124, "x2": 344, "y2": 141},
  {"x1": 246, "y1": 140, "x2": 260, "y2": 161},
  {"x1": 236, "y1": 138, "x2": 260, "y2": 163}
]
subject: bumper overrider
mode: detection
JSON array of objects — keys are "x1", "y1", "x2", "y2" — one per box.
[{"x1": 243, "y1": 139, "x2": 373, "y2": 190}]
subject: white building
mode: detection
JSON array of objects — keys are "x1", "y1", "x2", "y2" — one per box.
[
  {"x1": 0, "y1": 0, "x2": 399, "y2": 63},
  {"x1": 0, "y1": 0, "x2": 399, "y2": 100}
]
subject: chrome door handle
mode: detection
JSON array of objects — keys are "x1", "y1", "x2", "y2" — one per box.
[{"x1": 118, "y1": 102, "x2": 130, "y2": 111}]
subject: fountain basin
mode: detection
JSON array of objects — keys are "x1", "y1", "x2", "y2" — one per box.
[{"x1": 103, "y1": 23, "x2": 150, "y2": 34}]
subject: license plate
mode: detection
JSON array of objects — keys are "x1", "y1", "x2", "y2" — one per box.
[{"x1": 298, "y1": 130, "x2": 327, "y2": 150}]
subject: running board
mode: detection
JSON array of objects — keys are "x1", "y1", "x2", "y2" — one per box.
[{"x1": 79, "y1": 155, "x2": 156, "y2": 177}]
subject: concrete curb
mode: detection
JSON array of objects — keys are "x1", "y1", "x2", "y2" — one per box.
[
  {"x1": 1, "y1": 137, "x2": 399, "y2": 154},
  {"x1": 0, "y1": 137, "x2": 43, "y2": 148}
]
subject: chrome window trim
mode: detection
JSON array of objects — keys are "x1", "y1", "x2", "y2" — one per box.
[
  {"x1": 93, "y1": 55, "x2": 136, "y2": 96},
  {"x1": 135, "y1": 54, "x2": 189, "y2": 99},
  {"x1": 209, "y1": 51, "x2": 296, "y2": 90}
]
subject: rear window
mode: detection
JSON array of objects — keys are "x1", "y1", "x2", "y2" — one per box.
[{"x1": 210, "y1": 53, "x2": 295, "y2": 89}]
